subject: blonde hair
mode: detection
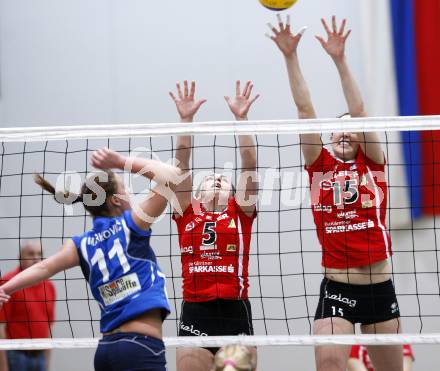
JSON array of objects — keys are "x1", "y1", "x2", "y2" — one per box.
[
  {"x1": 214, "y1": 345, "x2": 252, "y2": 371},
  {"x1": 195, "y1": 173, "x2": 236, "y2": 199}
]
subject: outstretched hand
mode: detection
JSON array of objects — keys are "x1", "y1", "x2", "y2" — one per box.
[
  {"x1": 225, "y1": 81, "x2": 260, "y2": 120},
  {"x1": 266, "y1": 14, "x2": 306, "y2": 57},
  {"x1": 316, "y1": 16, "x2": 351, "y2": 61},
  {"x1": 169, "y1": 80, "x2": 207, "y2": 122},
  {"x1": 91, "y1": 148, "x2": 125, "y2": 170}
]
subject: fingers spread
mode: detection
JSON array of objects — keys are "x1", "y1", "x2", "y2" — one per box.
[
  {"x1": 195, "y1": 99, "x2": 207, "y2": 110},
  {"x1": 332, "y1": 15, "x2": 337, "y2": 33},
  {"x1": 236, "y1": 80, "x2": 241, "y2": 97},
  {"x1": 321, "y1": 18, "x2": 331, "y2": 35},
  {"x1": 190, "y1": 81, "x2": 195, "y2": 99},
  {"x1": 276, "y1": 13, "x2": 285, "y2": 31},
  {"x1": 338, "y1": 18, "x2": 346, "y2": 35},
  {"x1": 297, "y1": 26, "x2": 307, "y2": 37},
  {"x1": 267, "y1": 22, "x2": 279, "y2": 35},
  {"x1": 242, "y1": 81, "x2": 251, "y2": 98},
  {"x1": 249, "y1": 94, "x2": 260, "y2": 105},
  {"x1": 245, "y1": 82, "x2": 254, "y2": 99},
  {"x1": 169, "y1": 91, "x2": 177, "y2": 103},
  {"x1": 265, "y1": 33, "x2": 276, "y2": 41},
  {"x1": 344, "y1": 29, "x2": 352, "y2": 40},
  {"x1": 315, "y1": 35, "x2": 326, "y2": 47},
  {"x1": 176, "y1": 82, "x2": 183, "y2": 99},
  {"x1": 183, "y1": 80, "x2": 189, "y2": 97}
]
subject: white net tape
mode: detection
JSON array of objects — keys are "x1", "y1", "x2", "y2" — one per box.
[
  {"x1": 1, "y1": 115, "x2": 440, "y2": 142},
  {"x1": 1, "y1": 334, "x2": 440, "y2": 350}
]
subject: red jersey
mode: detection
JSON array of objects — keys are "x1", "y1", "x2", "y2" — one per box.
[
  {"x1": 305, "y1": 147, "x2": 392, "y2": 268},
  {"x1": 350, "y1": 345, "x2": 414, "y2": 370},
  {"x1": 0, "y1": 268, "x2": 56, "y2": 339},
  {"x1": 173, "y1": 197, "x2": 256, "y2": 302}
]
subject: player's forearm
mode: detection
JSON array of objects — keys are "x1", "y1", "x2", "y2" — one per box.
[
  {"x1": 122, "y1": 157, "x2": 183, "y2": 187},
  {"x1": 333, "y1": 58, "x2": 381, "y2": 155},
  {"x1": 333, "y1": 56, "x2": 366, "y2": 117},
  {"x1": 1, "y1": 262, "x2": 51, "y2": 295},
  {"x1": 175, "y1": 137, "x2": 192, "y2": 172},
  {"x1": 284, "y1": 54, "x2": 316, "y2": 118},
  {"x1": 238, "y1": 134, "x2": 257, "y2": 170},
  {"x1": 175, "y1": 117, "x2": 193, "y2": 171}
]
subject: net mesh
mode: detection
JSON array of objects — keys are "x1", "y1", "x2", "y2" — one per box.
[{"x1": 1, "y1": 116, "x2": 440, "y2": 348}]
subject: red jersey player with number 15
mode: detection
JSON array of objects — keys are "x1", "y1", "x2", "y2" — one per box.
[
  {"x1": 269, "y1": 14, "x2": 402, "y2": 371},
  {"x1": 169, "y1": 80, "x2": 259, "y2": 371}
]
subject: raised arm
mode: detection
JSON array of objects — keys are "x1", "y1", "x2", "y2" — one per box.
[
  {"x1": 224, "y1": 81, "x2": 259, "y2": 216},
  {"x1": 317, "y1": 16, "x2": 384, "y2": 164},
  {"x1": 169, "y1": 81, "x2": 207, "y2": 216},
  {"x1": 0, "y1": 240, "x2": 78, "y2": 299},
  {"x1": 91, "y1": 148, "x2": 184, "y2": 230},
  {"x1": 268, "y1": 14, "x2": 322, "y2": 165}
]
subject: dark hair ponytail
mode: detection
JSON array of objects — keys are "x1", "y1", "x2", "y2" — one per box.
[
  {"x1": 33, "y1": 170, "x2": 119, "y2": 217},
  {"x1": 33, "y1": 173, "x2": 83, "y2": 205}
]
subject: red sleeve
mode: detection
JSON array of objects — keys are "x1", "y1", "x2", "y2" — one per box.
[{"x1": 305, "y1": 147, "x2": 336, "y2": 173}]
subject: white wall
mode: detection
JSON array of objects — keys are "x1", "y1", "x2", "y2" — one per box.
[
  {"x1": 1, "y1": 1, "x2": 438, "y2": 371},
  {"x1": 0, "y1": 0, "x2": 364, "y2": 127}
]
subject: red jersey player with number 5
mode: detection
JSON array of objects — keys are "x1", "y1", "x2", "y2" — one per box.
[{"x1": 169, "y1": 80, "x2": 259, "y2": 371}]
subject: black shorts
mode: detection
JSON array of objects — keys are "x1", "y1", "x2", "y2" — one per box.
[
  {"x1": 179, "y1": 299, "x2": 254, "y2": 355},
  {"x1": 314, "y1": 278, "x2": 400, "y2": 325}
]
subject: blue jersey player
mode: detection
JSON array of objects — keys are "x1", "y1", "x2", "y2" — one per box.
[{"x1": 0, "y1": 148, "x2": 183, "y2": 371}]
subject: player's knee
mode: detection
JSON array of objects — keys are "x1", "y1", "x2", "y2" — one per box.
[{"x1": 316, "y1": 352, "x2": 346, "y2": 371}]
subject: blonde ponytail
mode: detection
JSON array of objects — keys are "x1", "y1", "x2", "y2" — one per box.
[{"x1": 214, "y1": 345, "x2": 253, "y2": 371}]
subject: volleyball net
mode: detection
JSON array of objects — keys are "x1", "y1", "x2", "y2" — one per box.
[{"x1": 1, "y1": 115, "x2": 440, "y2": 349}]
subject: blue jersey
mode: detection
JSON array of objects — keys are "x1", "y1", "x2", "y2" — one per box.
[{"x1": 72, "y1": 211, "x2": 170, "y2": 333}]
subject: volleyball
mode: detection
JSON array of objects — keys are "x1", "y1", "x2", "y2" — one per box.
[{"x1": 259, "y1": 0, "x2": 298, "y2": 11}]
